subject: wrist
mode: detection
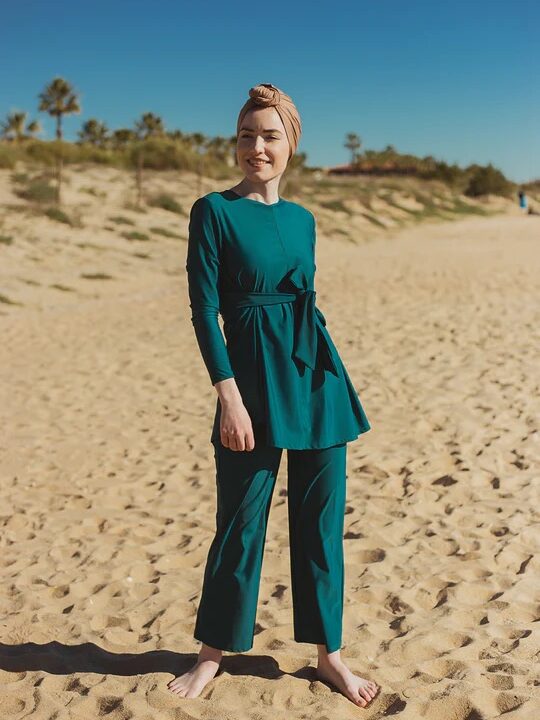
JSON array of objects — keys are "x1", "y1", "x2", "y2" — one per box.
[{"x1": 214, "y1": 377, "x2": 242, "y2": 405}]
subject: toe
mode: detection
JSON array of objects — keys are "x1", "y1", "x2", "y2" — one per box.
[{"x1": 359, "y1": 687, "x2": 372, "y2": 702}]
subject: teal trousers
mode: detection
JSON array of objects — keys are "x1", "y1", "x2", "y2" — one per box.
[{"x1": 193, "y1": 440, "x2": 347, "y2": 653}]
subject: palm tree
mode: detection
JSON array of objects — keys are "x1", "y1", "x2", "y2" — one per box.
[
  {"x1": 206, "y1": 135, "x2": 230, "y2": 164},
  {"x1": 344, "y1": 133, "x2": 362, "y2": 165},
  {"x1": 78, "y1": 118, "x2": 109, "y2": 148},
  {"x1": 38, "y1": 76, "x2": 81, "y2": 204},
  {"x1": 187, "y1": 132, "x2": 207, "y2": 199},
  {"x1": 112, "y1": 128, "x2": 136, "y2": 150},
  {"x1": 132, "y1": 112, "x2": 166, "y2": 207},
  {"x1": 26, "y1": 119, "x2": 43, "y2": 139},
  {"x1": 0, "y1": 111, "x2": 28, "y2": 143},
  {"x1": 167, "y1": 129, "x2": 185, "y2": 142},
  {"x1": 0, "y1": 112, "x2": 44, "y2": 144},
  {"x1": 134, "y1": 112, "x2": 165, "y2": 140}
]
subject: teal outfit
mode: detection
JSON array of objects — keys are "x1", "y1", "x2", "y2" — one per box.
[
  {"x1": 186, "y1": 189, "x2": 371, "y2": 449},
  {"x1": 185, "y1": 189, "x2": 371, "y2": 653}
]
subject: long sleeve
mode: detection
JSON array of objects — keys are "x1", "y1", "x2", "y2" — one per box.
[{"x1": 185, "y1": 196, "x2": 235, "y2": 385}]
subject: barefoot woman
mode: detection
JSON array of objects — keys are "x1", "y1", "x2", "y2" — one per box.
[{"x1": 169, "y1": 83, "x2": 379, "y2": 707}]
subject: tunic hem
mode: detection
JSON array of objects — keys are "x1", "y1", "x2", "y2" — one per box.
[
  {"x1": 211, "y1": 422, "x2": 371, "y2": 451},
  {"x1": 260, "y1": 423, "x2": 371, "y2": 450}
]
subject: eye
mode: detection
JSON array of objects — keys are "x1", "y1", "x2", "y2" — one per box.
[{"x1": 240, "y1": 134, "x2": 280, "y2": 140}]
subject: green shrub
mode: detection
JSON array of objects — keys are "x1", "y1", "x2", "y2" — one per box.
[
  {"x1": 121, "y1": 230, "x2": 150, "y2": 241},
  {"x1": 0, "y1": 235, "x2": 13, "y2": 245},
  {"x1": 82, "y1": 186, "x2": 106, "y2": 197},
  {"x1": 24, "y1": 140, "x2": 62, "y2": 166},
  {"x1": 80, "y1": 272, "x2": 113, "y2": 280},
  {"x1": 15, "y1": 179, "x2": 56, "y2": 204},
  {"x1": 0, "y1": 293, "x2": 21, "y2": 305},
  {"x1": 11, "y1": 172, "x2": 29, "y2": 184},
  {"x1": 44, "y1": 206, "x2": 73, "y2": 225},
  {"x1": 319, "y1": 199, "x2": 353, "y2": 214},
  {"x1": 50, "y1": 283, "x2": 75, "y2": 292},
  {"x1": 123, "y1": 201, "x2": 147, "y2": 213},
  {"x1": 0, "y1": 144, "x2": 18, "y2": 169},
  {"x1": 150, "y1": 226, "x2": 183, "y2": 238},
  {"x1": 124, "y1": 138, "x2": 197, "y2": 171},
  {"x1": 465, "y1": 164, "x2": 512, "y2": 197},
  {"x1": 109, "y1": 215, "x2": 135, "y2": 225},
  {"x1": 148, "y1": 193, "x2": 184, "y2": 214}
]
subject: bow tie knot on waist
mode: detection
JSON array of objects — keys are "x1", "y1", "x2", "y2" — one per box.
[{"x1": 220, "y1": 276, "x2": 339, "y2": 376}]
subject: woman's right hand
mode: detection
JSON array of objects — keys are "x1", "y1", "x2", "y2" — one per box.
[
  {"x1": 214, "y1": 378, "x2": 255, "y2": 451},
  {"x1": 220, "y1": 398, "x2": 255, "y2": 451}
]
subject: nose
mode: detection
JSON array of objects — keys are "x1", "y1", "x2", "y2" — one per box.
[{"x1": 248, "y1": 135, "x2": 266, "y2": 153}]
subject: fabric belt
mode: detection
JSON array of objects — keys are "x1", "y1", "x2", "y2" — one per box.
[{"x1": 220, "y1": 287, "x2": 339, "y2": 376}]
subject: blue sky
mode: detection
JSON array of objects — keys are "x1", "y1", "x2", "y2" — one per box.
[{"x1": 2, "y1": 0, "x2": 538, "y2": 183}]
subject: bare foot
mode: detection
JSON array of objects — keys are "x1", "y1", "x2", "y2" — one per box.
[
  {"x1": 316, "y1": 650, "x2": 379, "y2": 708},
  {"x1": 168, "y1": 644, "x2": 223, "y2": 698}
]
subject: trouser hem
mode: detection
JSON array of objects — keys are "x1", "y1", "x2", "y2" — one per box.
[
  {"x1": 194, "y1": 632, "x2": 253, "y2": 654},
  {"x1": 294, "y1": 636, "x2": 342, "y2": 653}
]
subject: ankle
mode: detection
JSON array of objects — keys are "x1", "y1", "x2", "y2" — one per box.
[{"x1": 317, "y1": 646, "x2": 341, "y2": 664}]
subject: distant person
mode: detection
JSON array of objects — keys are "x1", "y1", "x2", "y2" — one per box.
[{"x1": 518, "y1": 190, "x2": 528, "y2": 214}]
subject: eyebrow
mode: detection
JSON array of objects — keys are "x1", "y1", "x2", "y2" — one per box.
[{"x1": 239, "y1": 127, "x2": 283, "y2": 134}]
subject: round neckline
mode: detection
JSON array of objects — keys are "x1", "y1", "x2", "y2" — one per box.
[{"x1": 226, "y1": 188, "x2": 284, "y2": 207}]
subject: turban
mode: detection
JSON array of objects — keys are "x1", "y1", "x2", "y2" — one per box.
[{"x1": 236, "y1": 83, "x2": 302, "y2": 160}]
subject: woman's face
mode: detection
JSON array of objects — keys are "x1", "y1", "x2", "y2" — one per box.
[{"x1": 236, "y1": 106, "x2": 291, "y2": 181}]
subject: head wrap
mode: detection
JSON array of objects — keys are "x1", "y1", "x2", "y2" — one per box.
[{"x1": 236, "y1": 83, "x2": 302, "y2": 160}]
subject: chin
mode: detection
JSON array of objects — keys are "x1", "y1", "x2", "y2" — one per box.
[{"x1": 244, "y1": 165, "x2": 271, "y2": 175}]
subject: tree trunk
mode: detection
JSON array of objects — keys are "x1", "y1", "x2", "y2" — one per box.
[
  {"x1": 56, "y1": 143, "x2": 63, "y2": 206},
  {"x1": 136, "y1": 148, "x2": 144, "y2": 208},
  {"x1": 197, "y1": 154, "x2": 202, "y2": 199},
  {"x1": 55, "y1": 116, "x2": 63, "y2": 205}
]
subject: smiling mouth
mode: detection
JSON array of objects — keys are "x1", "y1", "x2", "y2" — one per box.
[{"x1": 248, "y1": 160, "x2": 270, "y2": 167}]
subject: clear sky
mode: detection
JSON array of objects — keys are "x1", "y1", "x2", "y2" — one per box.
[{"x1": 2, "y1": 0, "x2": 538, "y2": 183}]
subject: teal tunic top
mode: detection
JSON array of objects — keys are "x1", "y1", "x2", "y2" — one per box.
[{"x1": 186, "y1": 189, "x2": 371, "y2": 449}]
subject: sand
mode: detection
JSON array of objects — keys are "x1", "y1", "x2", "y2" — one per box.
[{"x1": 0, "y1": 169, "x2": 539, "y2": 719}]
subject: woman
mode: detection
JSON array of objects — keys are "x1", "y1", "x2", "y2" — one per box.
[{"x1": 169, "y1": 83, "x2": 378, "y2": 707}]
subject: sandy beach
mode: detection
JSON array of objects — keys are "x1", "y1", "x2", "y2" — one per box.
[{"x1": 0, "y1": 173, "x2": 539, "y2": 718}]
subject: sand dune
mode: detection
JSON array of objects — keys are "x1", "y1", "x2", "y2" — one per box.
[{"x1": 0, "y1": 167, "x2": 539, "y2": 718}]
